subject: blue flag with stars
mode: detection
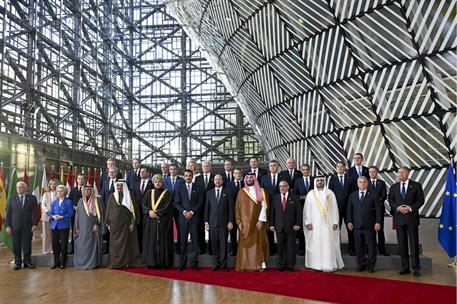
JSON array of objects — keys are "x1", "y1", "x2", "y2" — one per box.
[{"x1": 438, "y1": 163, "x2": 457, "y2": 258}]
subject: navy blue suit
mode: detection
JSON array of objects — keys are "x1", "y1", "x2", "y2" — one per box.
[
  {"x1": 279, "y1": 169, "x2": 302, "y2": 190},
  {"x1": 220, "y1": 171, "x2": 234, "y2": 185},
  {"x1": 175, "y1": 183, "x2": 204, "y2": 268},
  {"x1": 347, "y1": 190, "x2": 382, "y2": 270},
  {"x1": 126, "y1": 169, "x2": 141, "y2": 190},
  {"x1": 328, "y1": 174, "x2": 356, "y2": 252},
  {"x1": 164, "y1": 175, "x2": 185, "y2": 253},
  {"x1": 204, "y1": 187, "x2": 234, "y2": 269},
  {"x1": 50, "y1": 197, "x2": 74, "y2": 267},
  {"x1": 194, "y1": 173, "x2": 215, "y2": 252},
  {"x1": 347, "y1": 166, "x2": 370, "y2": 183},
  {"x1": 368, "y1": 179, "x2": 388, "y2": 253}
]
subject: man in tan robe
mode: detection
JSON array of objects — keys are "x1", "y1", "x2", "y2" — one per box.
[{"x1": 235, "y1": 173, "x2": 269, "y2": 271}]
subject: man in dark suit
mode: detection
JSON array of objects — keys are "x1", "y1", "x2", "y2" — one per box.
[
  {"x1": 131, "y1": 166, "x2": 153, "y2": 254},
  {"x1": 388, "y1": 166, "x2": 424, "y2": 277},
  {"x1": 269, "y1": 180, "x2": 302, "y2": 272},
  {"x1": 100, "y1": 167, "x2": 118, "y2": 253},
  {"x1": 227, "y1": 168, "x2": 244, "y2": 256},
  {"x1": 220, "y1": 159, "x2": 234, "y2": 185},
  {"x1": 164, "y1": 163, "x2": 185, "y2": 254},
  {"x1": 175, "y1": 170, "x2": 204, "y2": 271},
  {"x1": 261, "y1": 159, "x2": 281, "y2": 254},
  {"x1": 249, "y1": 156, "x2": 268, "y2": 183},
  {"x1": 328, "y1": 161, "x2": 356, "y2": 255},
  {"x1": 204, "y1": 174, "x2": 234, "y2": 271},
  {"x1": 5, "y1": 181, "x2": 38, "y2": 270},
  {"x1": 194, "y1": 160, "x2": 215, "y2": 253},
  {"x1": 368, "y1": 165, "x2": 389, "y2": 256},
  {"x1": 293, "y1": 163, "x2": 314, "y2": 255},
  {"x1": 99, "y1": 158, "x2": 122, "y2": 192},
  {"x1": 126, "y1": 158, "x2": 141, "y2": 190},
  {"x1": 68, "y1": 173, "x2": 85, "y2": 253},
  {"x1": 347, "y1": 153, "x2": 369, "y2": 183},
  {"x1": 347, "y1": 176, "x2": 382, "y2": 272},
  {"x1": 279, "y1": 157, "x2": 302, "y2": 191},
  {"x1": 160, "y1": 162, "x2": 170, "y2": 180}
]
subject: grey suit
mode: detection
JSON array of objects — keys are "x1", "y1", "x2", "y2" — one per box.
[{"x1": 5, "y1": 194, "x2": 38, "y2": 266}]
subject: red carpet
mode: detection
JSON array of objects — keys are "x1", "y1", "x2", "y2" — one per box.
[{"x1": 118, "y1": 267, "x2": 456, "y2": 303}]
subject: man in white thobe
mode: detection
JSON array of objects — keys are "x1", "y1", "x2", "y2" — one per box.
[{"x1": 303, "y1": 176, "x2": 344, "y2": 272}]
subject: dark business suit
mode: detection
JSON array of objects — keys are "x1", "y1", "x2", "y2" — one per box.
[
  {"x1": 279, "y1": 169, "x2": 302, "y2": 190},
  {"x1": 194, "y1": 173, "x2": 215, "y2": 253},
  {"x1": 328, "y1": 174, "x2": 356, "y2": 253},
  {"x1": 204, "y1": 187, "x2": 234, "y2": 269},
  {"x1": 220, "y1": 171, "x2": 234, "y2": 185},
  {"x1": 250, "y1": 167, "x2": 268, "y2": 183},
  {"x1": 164, "y1": 175, "x2": 185, "y2": 253},
  {"x1": 4, "y1": 194, "x2": 38, "y2": 267},
  {"x1": 347, "y1": 166, "x2": 370, "y2": 183},
  {"x1": 100, "y1": 170, "x2": 123, "y2": 192},
  {"x1": 227, "y1": 179, "x2": 244, "y2": 254},
  {"x1": 368, "y1": 179, "x2": 388, "y2": 253},
  {"x1": 68, "y1": 186, "x2": 83, "y2": 253},
  {"x1": 175, "y1": 183, "x2": 204, "y2": 268},
  {"x1": 132, "y1": 179, "x2": 153, "y2": 253},
  {"x1": 347, "y1": 190, "x2": 382, "y2": 270},
  {"x1": 293, "y1": 176, "x2": 314, "y2": 253},
  {"x1": 388, "y1": 180, "x2": 424, "y2": 272},
  {"x1": 261, "y1": 173, "x2": 280, "y2": 254},
  {"x1": 126, "y1": 169, "x2": 141, "y2": 190},
  {"x1": 270, "y1": 192, "x2": 302, "y2": 269}
]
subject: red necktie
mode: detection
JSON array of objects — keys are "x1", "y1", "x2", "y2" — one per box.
[{"x1": 282, "y1": 193, "x2": 287, "y2": 211}]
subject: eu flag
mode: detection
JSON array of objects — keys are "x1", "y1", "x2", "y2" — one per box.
[{"x1": 438, "y1": 163, "x2": 457, "y2": 258}]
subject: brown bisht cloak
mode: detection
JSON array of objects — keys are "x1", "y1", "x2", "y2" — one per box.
[
  {"x1": 142, "y1": 188, "x2": 174, "y2": 268},
  {"x1": 235, "y1": 188, "x2": 270, "y2": 271},
  {"x1": 105, "y1": 193, "x2": 139, "y2": 268}
]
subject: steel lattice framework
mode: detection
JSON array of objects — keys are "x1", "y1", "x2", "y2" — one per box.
[
  {"x1": 167, "y1": 0, "x2": 456, "y2": 217},
  {"x1": 0, "y1": 0, "x2": 260, "y2": 167}
]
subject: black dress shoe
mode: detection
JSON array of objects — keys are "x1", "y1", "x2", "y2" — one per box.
[
  {"x1": 413, "y1": 271, "x2": 421, "y2": 277},
  {"x1": 399, "y1": 269, "x2": 411, "y2": 275},
  {"x1": 24, "y1": 264, "x2": 36, "y2": 269},
  {"x1": 349, "y1": 249, "x2": 355, "y2": 256},
  {"x1": 298, "y1": 250, "x2": 305, "y2": 256},
  {"x1": 222, "y1": 268, "x2": 228, "y2": 272},
  {"x1": 192, "y1": 266, "x2": 198, "y2": 272},
  {"x1": 14, "y1": 265, "x2": 21, "y2": 271},
  {"x1": 278, "y1": 267, "x2": 285, "y2": 272},
  {"x1": 50, "y1": 265, "x2": 59, "y2": 269},
  {"x1": 288, "y1": 268, "x2": 295, "y2": 272},
  {"x1": 229, "y1": 251, "x2": 236, "y2": 257},
  {"x1": 357, "y1": 265, "x2": 367, "y2": 272},
  {"x1": 368, "y1": 268, "x2": 375, "y2": 273},
  {"x1": 211, "y1": 266, "x2": 220, "y2": 272},
  {"x1": 177, "y1": 266, "x2": 185, "y2": 272},
  {"x1": 60, "y1": 265, "x2": 65, "y2": 269}
]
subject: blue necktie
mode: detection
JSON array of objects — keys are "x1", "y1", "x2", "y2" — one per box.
[
  {"x1": 401, "y1": 183, "x2": 406, "y2": 199},
  {"x1": 339, "y1": 176, "x2": 344, "y2": 188}
]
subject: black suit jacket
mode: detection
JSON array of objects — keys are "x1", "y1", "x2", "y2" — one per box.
[
  {"x1": 347, "y1": 166, "x2": 370, "y2": 183},
  {"x1": 228, "y1": 180, "x2": 244, "y2": 199},
  {"x1": 279, "y1": 169, "x2": 302, "y2": 189},
  {"x1": 204, "y1": 187, "x2": 234, "y2": 228},
  {"x1": 194, "y1": 173, "x2": 215, "y2": 192},
  {"x1": 269, "y1": 192, "x2": 302, "y2": 233},
  {"x1": 175, "y1": 183, "x2": 204, "y2": 223},
  {"x1": 101, "y1": 178, "x2": 117, "y2": 206},
  {"x1": 132, "y1": 179, "x2": 153, "y2": 216},
  {"x1": 260, "y1": 173, "x2": 280, "y2": 201},
  {"x1": 328, "y1": 174, "x2": 355, "y2": 212},
  {"x1": 368, "y1": 179, "x2": 387, "y2": 214},
  {"x1": 346, "y1": 190, "x2": 382, "y2": 229},
  {"x1": 68, "y1": 186, "x2": 83, "y2": 207},
  {"x1": 249, "y1": 167, "x2": 268, "y2": 183},
  {"x1": 220, "y1": 171, "x2": 234, "y2": 185},
  {"x1": 388, "y1": 180, "x2": 424, "y2": 226},
  {"x1": 5, "y1": 194, "x2": 38, "y2": 230},
  {"x1": 293, "y1": 176, "x2": 314, "y2": 202}
]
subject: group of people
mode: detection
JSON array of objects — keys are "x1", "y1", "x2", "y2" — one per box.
[{"x1": 4, "y1": 153, "x2": 425, "y2": 277}]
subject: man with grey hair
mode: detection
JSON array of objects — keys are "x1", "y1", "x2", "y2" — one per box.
[
  {"x1": 279, "y1": 157, "x2": 302, "y2": 191},
  {"x1": 161, "y1": 162, "x2": 170, "y2": 179},
  {"x1": 5, "y1": 181, "x2": 39, "y2": 270},
  {"x1": 346, "y1": 176, "x2": 382, "y2": 272}
]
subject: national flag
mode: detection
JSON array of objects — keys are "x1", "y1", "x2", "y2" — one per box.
[
  {"x1": 438, "y1": 163, "x2": 457, "y2": 258},
  {"x1": 60, "y1": 165, "x2": 64, "y2": 184},
  {"x1": 87, "y1": 167, "x2": 91, "y2": 186},
  {"x1": 32, "y1": 166, "x2": 41, "y2": 222},
  {"x1": 50, "y1": 165, "x2": 56, "y2": 181},
  {"x1": 23, "y1": 166, "x2": 29, "y2": 193},
  {"x1": 41, "y1": 166, "x2": 48, "y2": 196},
  {"x1": 66, "y1": 166, "x2": 72, "y2": 194},
  {"x1": 0, "y1": 164, "x2": 6, "y2": 229},
  {"x1": 2, "y1": 167, "x2": 17, "y2": 251},
  {"x1": 93, "y1": 168, "x2": 99, "y2": 197},
  {"x1": 73, "y1": 166, "x2": 78, "y2": 188}
]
